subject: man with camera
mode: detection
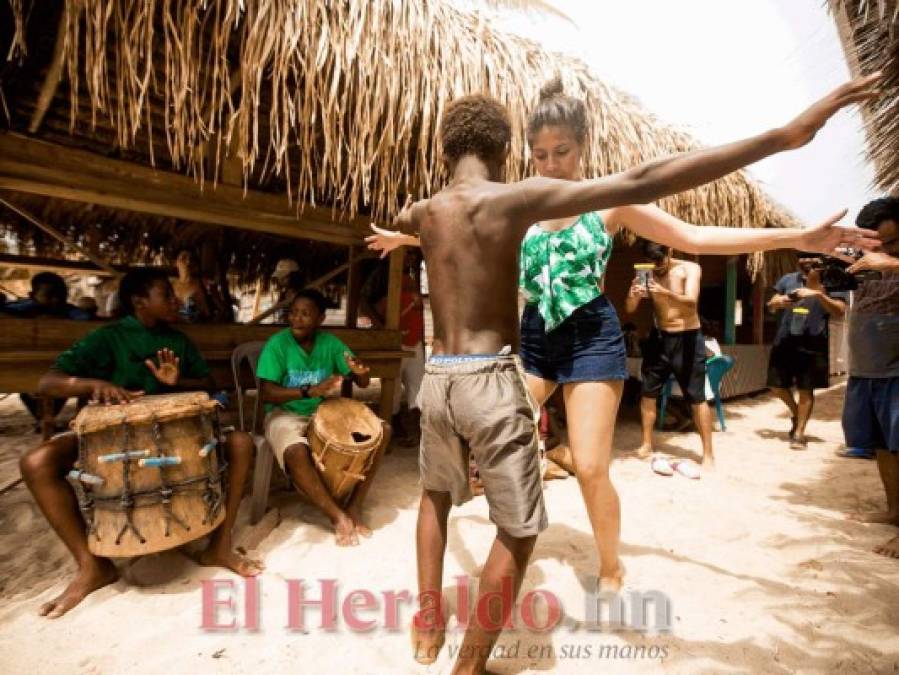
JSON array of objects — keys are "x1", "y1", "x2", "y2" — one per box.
[
  {"x1": 767, "y1": 253, "x2": 849, "y2": 449},
  {"x1": 843, "y1": 197, "x2": 899, "y2": 560}
]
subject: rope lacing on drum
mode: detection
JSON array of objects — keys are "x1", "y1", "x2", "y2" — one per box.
[
  {"x1": 115, "y1": 421, "x2": 146, "y2": 545},
  {"x1": 151, "y1": 418, "x2": 190, "y2": 537},
  {"x1": 73, "y1": 433, "x2": 98, "y2": 537},
  {"x1": 200, "y1": 411, "x2": 226, "y2": 525}
]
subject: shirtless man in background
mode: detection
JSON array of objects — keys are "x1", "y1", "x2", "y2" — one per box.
[
  {"x1": 391, "y1": 75, "x2": 881, "y2": 674},
  {"x1": 627, "y1": 241, "x2": 715, "y2": 469}
]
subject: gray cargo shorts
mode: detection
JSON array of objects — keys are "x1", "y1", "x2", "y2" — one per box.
[{"x1": 418, "y1": 354, "x2": 547, "y2": 538}]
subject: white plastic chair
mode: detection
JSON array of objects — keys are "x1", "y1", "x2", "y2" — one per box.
[{"x1": 230, "y1": 341, "x2": 274, "y2": 524}]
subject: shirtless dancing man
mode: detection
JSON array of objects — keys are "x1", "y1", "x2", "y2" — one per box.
[
  {"x1": 628, "y1": 241, "x2": 715, "y2": 469},
  {"x1": 392, "y1": 76, "x2": 880, "y2": 674}
]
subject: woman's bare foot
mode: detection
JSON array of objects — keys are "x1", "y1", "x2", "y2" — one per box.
[
  {"x1": 598, "y1": 563, "x2": 624, "y2": 593},
  {"x1": 411, "y1": 622, "x2": 446, "y2": 665},
  {"x1": 334, "y1": 513, "x2": 360, "y2": 546},
  {"x1": 198, "y1": 544, "x2": 264, "y2": 576},
  {"x1": 873, "y1": 535, "x2": 899, "y2": 559},
  {"x1": 702, "y1": 455, "x2": 716, "y2": 470},
  {"x1": 39, "y1": 557, "x2": 118, "y2": 618},
  {"x1": 848, "y1": 510, "x2": 899, "y2": 525},
  {"x1": 635, "y1": 444, "x2": 653, "y2": 460}
]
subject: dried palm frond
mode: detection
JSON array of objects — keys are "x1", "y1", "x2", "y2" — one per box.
[
  {"x1": 829, "y1": 0, "x2": 899, "y2": 193},
  {"x1": 5, "y1": 0, "x2": 798, "y2": 262}
]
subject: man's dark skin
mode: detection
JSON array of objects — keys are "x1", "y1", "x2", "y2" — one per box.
[
  {"x1": 398, "y1": 75, "x2": 881, "y2": 675},
  {"x1": 19, "y1": 278, "x2": 262, "y2": 619},
  {"x1": 260, "y1": 296, "x2": 391, "y2": 546}
]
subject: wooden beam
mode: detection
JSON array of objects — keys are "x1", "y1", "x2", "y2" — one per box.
[
  {"x1": 28, "y1": 11, "x2": 67, "y2": 134},
  {"x1": 0, "y1": 197, "x2": 118, "y2": 274},
  {"x1": 0, "y1": 134, "x2": 376, "y2": 246},
  {"x1": 248, "y1": 255, "x2": 376, "y2": 324},
  {"x1": 0, "y1": 253, "x2": 133, "y2": 276}
]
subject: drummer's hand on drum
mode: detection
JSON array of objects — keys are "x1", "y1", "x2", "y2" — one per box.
[
  {"x1": 90, "y1": 381, "x2": 143, "y2": 405},
  {"x1": 344, "y1": 352, "x2": 371, "y2": 377},
  {"x1": 311, "y1": 375, "x2": 343, "y2": 399},
  {"x1": 145, "y1": 348, "x2": 181, "y2": 387}
]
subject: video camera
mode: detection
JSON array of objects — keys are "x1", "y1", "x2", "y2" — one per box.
[{"x1": 804, "y1": 251, "x2": 882, "y2": 292}]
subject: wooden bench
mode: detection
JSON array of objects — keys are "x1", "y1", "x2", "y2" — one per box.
[{"x1": 0, "y1": 319, "x2": 407, "y2": 435}]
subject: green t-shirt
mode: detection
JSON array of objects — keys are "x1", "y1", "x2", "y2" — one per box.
[
  {"x1": 256, "y1": 329, "x2": 353, "y2": 416},
  {"x1": 519, "y1": 211, "x2": 613, "y2": 332},
  {"x1": 53, "y1": 315, "x2": 210, "y2": 394}
]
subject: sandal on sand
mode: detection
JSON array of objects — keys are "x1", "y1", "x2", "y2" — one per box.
[
  {"x1": 672, "y1": 460, "x2": 700, "y2": 480},
  {"x1": 836, "y1": 447, "x2": 875, "y2": 459},
  {"x1": 651, "y1": 455, "x2": 674, "y2": 476}
]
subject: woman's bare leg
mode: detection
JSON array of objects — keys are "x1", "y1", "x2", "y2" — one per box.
[{"x1": 563, "y1": 380, "x2": 625, "y2": 591}]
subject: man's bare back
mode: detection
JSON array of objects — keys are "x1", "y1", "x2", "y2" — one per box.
[{"x1": 417, "y1": 175, "x2": 527, "y2": 354}]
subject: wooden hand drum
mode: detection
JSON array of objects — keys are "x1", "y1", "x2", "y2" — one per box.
[
  {"x1": 308, "y1": 398, "x2": 383, "y2": 505},
  {"x1": 69, "y1": 392, "x2": 226, "y2": 557}
]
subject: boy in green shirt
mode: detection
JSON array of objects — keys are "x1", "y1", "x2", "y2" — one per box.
[
  {"x1": 19, "y1": 268, "x2": 262, "y2": 619},
  {"x1": 257, "y1": 289, "x2": 390, "y2": 546}
]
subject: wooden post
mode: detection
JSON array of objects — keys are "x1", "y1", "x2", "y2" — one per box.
[
  {"x1": 752, "y1": 274, "x2": 765, "y2": 345},
  {"x1": 378, "y1": 249, "x2": 405, "y2": 421},
  {"x1": 345, "y1": 246, "x2": 361, "y2": 328},
  {"x1": 724, "y1": 257, "x2": 738, "y2": 345},
  {"x1": 251, "y1": 279, "x2": 264, "y2": 319}
]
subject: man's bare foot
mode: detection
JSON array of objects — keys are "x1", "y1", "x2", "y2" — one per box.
[
  {"x1": 347, "y1": 507, "x2": 373, "y2": 538},
  {"x1": 873, "y1": 535, "x2": 899, "y2": 559},
  {"x1": 635, "y1": 444, "x2": 653, "y2": 460},
  {"x1": 39, "y1": 557, "x2": 118, "y2": 619},
  {"x1": 848, "y1": 510, "x2": 899, "y2": 525},
  {"x1": 702, "y1": 456, "x2": 716, "y2": 470},
  {"x1": 198, "y1": 544, "x2": 264, "y2": 576},
  {"x1": 546, "y1": 445, "x2": 576, "y2": 475},
  {"x1": 334, "y1": 513, "x2": 360, "y2": 546},
  {"x1": 789, "y1": 435, "x2": 808, "y2": 450},
  {"x1": 411, "y1": 623, "x2": 446, "y2": 665}
]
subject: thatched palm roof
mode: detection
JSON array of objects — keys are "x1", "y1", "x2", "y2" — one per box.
[
  {"x1": 830, "y1": 0, "x2": 899, "y2": 194},
  {"x1": 2, "y1": 0, "x2": 798, "y2": 280}
]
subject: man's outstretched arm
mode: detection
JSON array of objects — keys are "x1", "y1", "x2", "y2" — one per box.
[{"x1": 506, "y1": 74, "x2": 881, "y2": 225}]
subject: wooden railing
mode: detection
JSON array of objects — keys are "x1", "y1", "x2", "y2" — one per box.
[{"x1": 0, "y1": 319, "x2": 406, "y2": 422}]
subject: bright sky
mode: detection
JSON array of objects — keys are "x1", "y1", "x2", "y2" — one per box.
[{"x1": 493, "y1": 0, "x2": 878, "y2": 225}]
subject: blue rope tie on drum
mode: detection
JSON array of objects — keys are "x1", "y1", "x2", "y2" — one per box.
[{"x1": 151, "y1": 418, "x2": 191, "y2": 538}]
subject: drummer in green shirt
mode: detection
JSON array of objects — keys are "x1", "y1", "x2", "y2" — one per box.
[
  {"x1": 19, "y1": 268, "x2": 262, "y2": 620},
  {"x1": 257, "y1": 288, "x2": 390, "y2": 547}
]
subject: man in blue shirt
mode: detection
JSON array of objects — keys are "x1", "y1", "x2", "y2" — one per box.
[{"x1": 767, "y1": 256, "x2": 849, "y2": 449}]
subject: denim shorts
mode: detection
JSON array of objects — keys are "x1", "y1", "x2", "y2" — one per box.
[
  {"x1": 842, "y1": 376, "x2": 899, "y2": 452},
  {"x1": 520, "y1": 295, "x2": 627, "y2": 384}
]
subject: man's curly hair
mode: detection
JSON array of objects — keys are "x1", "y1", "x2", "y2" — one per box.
[
  {"x1": 439, "y1": 95, "x2": 511, "y2": 165},
  {"x1": 856, "y1": 196, "x2": 899, "y2": 231}
]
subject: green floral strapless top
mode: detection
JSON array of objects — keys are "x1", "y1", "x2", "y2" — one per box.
[{"x1": 519, "y1": 211, "x2": 613, "y2": 332}]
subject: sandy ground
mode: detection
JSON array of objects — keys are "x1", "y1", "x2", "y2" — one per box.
[{"x1": 1, "y1": 383, "x2": 898, "y2": 674}]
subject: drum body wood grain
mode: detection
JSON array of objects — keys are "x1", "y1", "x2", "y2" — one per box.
[
  {"x1": 71, "y1": 392, "x2": 226, "y2": 557},
  {"x1": 308, "y1": 398, "x2": 383, "y2": 505}
]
